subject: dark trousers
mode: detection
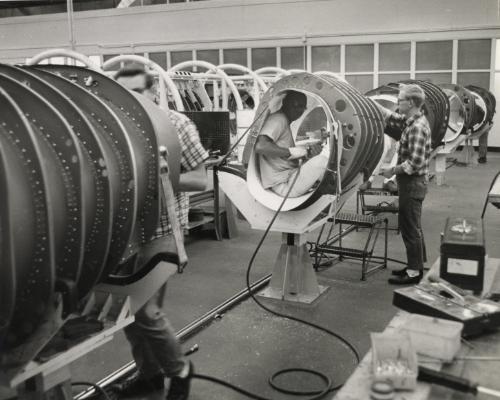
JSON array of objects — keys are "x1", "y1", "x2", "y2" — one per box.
[
  {"x1": 397, "y1": 175, "x2": 428, "y2": 271},
  {"x1": 478, "y1": 130, "x2": 488, "y2": 159},
  {"x1": 123, "y1": 236, "x2": 185, "y2": 379}
]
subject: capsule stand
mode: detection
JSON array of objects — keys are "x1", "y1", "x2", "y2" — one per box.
[
  {"x1": 259, "y1": 233, "x2": 328, "y2": 304},
  {"x1": 218, "y1": 167, "x2": 337, "y2": 234}
]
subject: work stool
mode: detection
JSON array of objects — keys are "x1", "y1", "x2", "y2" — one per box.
[
  {"x1": 357, "y1": 188, "x2": 399, "y2": 232},
  {"x1": 311, "y1": 212, "x2": 388, "y2": 280}
]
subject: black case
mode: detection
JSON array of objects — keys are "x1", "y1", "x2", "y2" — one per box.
[{"x1": 440, "y1": 217, "x2": 485, "y2": 293}]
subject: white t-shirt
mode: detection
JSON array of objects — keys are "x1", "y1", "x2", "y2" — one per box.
[{"x1": 258, "y1": 112, "x2": 299, "y2": 189}]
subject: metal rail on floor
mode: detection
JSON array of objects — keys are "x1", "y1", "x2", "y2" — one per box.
[{"x1": 75, "y1": 273, "x2": 272, "y2": 399}]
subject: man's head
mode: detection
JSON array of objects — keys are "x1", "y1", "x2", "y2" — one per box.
[
  {"x1": 282, "y1": 91, "x2": 307, "y2": 122},
  {"x1": 115, "y1": 65, "x2": 156, "y2": 102},
  {"x1": 398, "y1": 84, "x2": 425, "y2": 117}
]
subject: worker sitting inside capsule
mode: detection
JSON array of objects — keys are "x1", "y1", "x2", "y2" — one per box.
[{"x1": 254, "y1": 91, "x2": 330, "y2": 198}]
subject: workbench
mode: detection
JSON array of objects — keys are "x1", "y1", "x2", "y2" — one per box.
[{"x1": 334, "y1": 256, "x2": 500, "y2": 400}]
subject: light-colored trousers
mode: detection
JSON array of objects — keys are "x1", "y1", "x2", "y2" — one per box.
[{"x1": 271, "y1": 154, "x2": 329, "y2": 197}]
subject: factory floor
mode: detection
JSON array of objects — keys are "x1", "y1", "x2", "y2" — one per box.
[{"x1": 3, "y1": 152, "x2": 500, "y2": 400}]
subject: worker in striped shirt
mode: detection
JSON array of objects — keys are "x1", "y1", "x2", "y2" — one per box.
[{"x1": 380, "y1": 84, "x2": 431, "y2": 285}]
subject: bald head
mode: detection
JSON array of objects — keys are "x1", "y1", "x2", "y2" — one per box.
[{"x1": 281, "y1": 91, "x2": 307, "y2": 122}]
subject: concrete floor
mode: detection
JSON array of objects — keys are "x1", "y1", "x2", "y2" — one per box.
[{"x1": 3, "y1": 152, "x2": 500, "y2": 400}]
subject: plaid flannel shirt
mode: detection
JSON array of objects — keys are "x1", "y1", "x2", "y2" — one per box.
[
  {"x1": 154, "y1": 110, "x2": 209, "y2": 239},
  {"x1": 397, "y1": 112, "x2": 431, "y2": 176}
]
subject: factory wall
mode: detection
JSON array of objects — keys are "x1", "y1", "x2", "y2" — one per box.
[{"x1": 1, "y1": 0, "x2": 499, "y2": 146}]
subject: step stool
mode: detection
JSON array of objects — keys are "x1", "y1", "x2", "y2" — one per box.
[
  {"x1": 357, "y1": 188, "x2": 399, "y2": 232},
  {"x1": 311, "y1": 212, "x2": 388, "y2": 280}
]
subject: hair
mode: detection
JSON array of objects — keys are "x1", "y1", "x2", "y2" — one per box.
[
  {"x1": 114, "y1": 65, "x2": 154, "y2": 91},
  {"x1": 401, "y1": 84, "x2": 425, "y2": 108},
  {"x1": 282, "y1": 91, "x2": 307, "y2": 108}
]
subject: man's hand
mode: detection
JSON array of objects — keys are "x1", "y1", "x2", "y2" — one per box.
[
  {"x1": 307, "y1": 143, "x2": 323, "y2": 158},
  {"x1": 380, "y1": 165, "x2": 395, "y2": 178},
  {"x1": 288, "y1": 147, "x2": 308, "y2": 160}
]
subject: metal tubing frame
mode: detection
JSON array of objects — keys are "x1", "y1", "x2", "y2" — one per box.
[
  {"x1": 102, "y1": 54, "x2": 185, "y2": 111},
  {"x1": 27, "y1": 49, "x2": 100, "y2": 71},
  {"x1": 168, "y1": 60, "x2": 244, "y2": 111}
]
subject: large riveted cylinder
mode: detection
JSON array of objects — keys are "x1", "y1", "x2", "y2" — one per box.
[
  {"x1": 242, "y1": 72, "x2": 386, "y2": 211},
  {"x1": 0, "y1": 65, "x2": 180, "y2": 351}
]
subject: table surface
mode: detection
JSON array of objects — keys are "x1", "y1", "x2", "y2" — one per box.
[{"x1": 334, "y1": 256, "x2": 500, "y2": 400}]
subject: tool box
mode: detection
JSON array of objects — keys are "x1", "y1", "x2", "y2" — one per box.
[{"x1": 440, "y1": 217, "x2": 485, "y2": 293}]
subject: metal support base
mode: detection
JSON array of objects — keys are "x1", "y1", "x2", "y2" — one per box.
[{"x1": 258, "y1": 233, "x2": 328, "y2": 304}]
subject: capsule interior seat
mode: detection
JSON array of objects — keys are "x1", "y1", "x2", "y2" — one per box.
[
  {"x1": 242, "y1": 72, "x2": 386, "y2": 212},
  {"x1": 246, "y1": 90, "x2": 338, "y2": 212}
]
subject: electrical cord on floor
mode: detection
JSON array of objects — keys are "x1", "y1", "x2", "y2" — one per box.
[
  {"x1": 72, "y1": 381, "x2": 114, "y2": 400},
  {"x1": 191, "y1": 164, "x2": 360, "y2": 399},
  {"x1": 243, "y1": 164, "x2": 360, "y2": 399}
]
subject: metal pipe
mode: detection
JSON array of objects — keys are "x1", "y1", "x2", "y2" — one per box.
[
  {"x1": 66, "y1": 0, "x2": 75, "y2": 51},
  {"x1": 75, "y1": 273, "x2": 272, "y2": 399}
]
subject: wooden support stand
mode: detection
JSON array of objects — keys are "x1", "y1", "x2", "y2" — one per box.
[{"x1": 259, "y1": 233, "x2": 328, "y2": 304}]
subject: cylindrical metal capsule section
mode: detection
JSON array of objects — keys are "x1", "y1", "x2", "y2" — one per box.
[
  {"x1": 0, "y1": 64, "x2": 181, "y2": 352},
  {"x1": 243, "y1": 72, "x2": 385, "y2": 211}
]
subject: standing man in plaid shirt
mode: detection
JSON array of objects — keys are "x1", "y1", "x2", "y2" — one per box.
[
  {"x1": 380, "y1": 84, "x2": 431, "y2": 285},
  {"x1": 114, "y1": 66, "x2": 209, "y2": 400}
]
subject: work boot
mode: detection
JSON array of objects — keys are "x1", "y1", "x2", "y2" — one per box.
[
  {"x1": 391, "y1": 267, "x2": 407, "y2": 276},
  {"x1": 388, "y1": 271, "x2": 423, "y2": 285},
  {"x1": 478, "y1": 156, "x2": 487, "y2": 164},
  {"x1": 166, "y1": 362, "x2": 194, "y2": 400},
  {"x1": 359, "y1": 180, "x2": 372, "y2": 191},
  {"x1": 383, "y1": 180, "x2": 398, "y2": 193},
  {"x1": 113, "y1": 371, "x2": 165, "y2": 397}
]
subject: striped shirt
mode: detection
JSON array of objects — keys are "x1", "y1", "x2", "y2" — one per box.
[
  {"x1": 154, "y1": 110, "x2": 209, "y2": 238},
  {"x1": 397, "y1": 112, "x2": 431, "y2": 177}
]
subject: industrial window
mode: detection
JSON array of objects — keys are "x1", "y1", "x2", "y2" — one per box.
[
  {"x1": 103, "y1": 54, "x2": 120, "y2": 63},
  {"x1": 141, "y1": 0, "x2": 168, "y2": 4},
  {"x1": 457, "y1": 39, "x2": 491, "y2": 70},
  {"x1": 196, "y1": 50, "x2": 219, "y2": 67},
  {"x1": 222, "y1": 48, "x2": 247, "y2": 75},
  {"x1": 379, "y1": 42, "x2": 411, "y2": 72},
  {"x1": 415, "y1": 72, "x2": 452, "y2": 85},
  {"x1": 149, "y1": 52, "x2": 167, "y2": 69},
  {"x1": 345, "y1": 44, "x2": 374, "y2": 73},
  {"x1": 251, "y1": 48, "x2": 277, "y2": 70},
  {"x1": 457, "y1": 72, "x2": 490, "y2": 89},
  {"x1": 345, "y1": 74, "x2": 373, "y2": 93},
  {"x1": 311, "y1": 45, "x2": 340, "y2": 73},
  {"x1": 281, "y1": 47, "x2": 305, "y2": 70},
  {"x1": 223, "y1": 49, "x2": 247, "y2": 66},
  {"x1": 170, "y1": 51, "x2": 193, "y2": 70},
  {"x1": 378, "y1": 73, "x2": 411, "y2": 86},
  {"x1": 88, "y1": 55, "x2": 102, "y2": 67},
  {"x1": 416, "y1": 41, "x2": 452, "y2": 70}
]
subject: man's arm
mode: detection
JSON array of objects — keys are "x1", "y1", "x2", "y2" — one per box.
[
  {"x1": 178, "y1": 164, "x2": 207, "y2": 192},
  {"x1": 255, "y1": 135, "x2": 291, "y2": 158}
]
